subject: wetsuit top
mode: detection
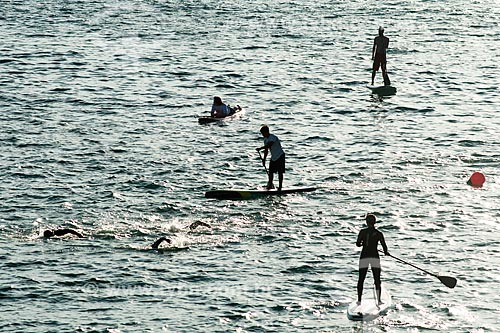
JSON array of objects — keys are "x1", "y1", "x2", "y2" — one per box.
[
  {"x1": 211, "y1": 103, "x2": 230, "y2": 116},
  {"x1": 374, "y1": 36, "x2": 389, "y2": 55},
  {"x1": 356, "y1": 226, "x2": 387, "y2": 259},
  {"x1": 264, "y1": 134, "x2": 284, "y2": 161}
]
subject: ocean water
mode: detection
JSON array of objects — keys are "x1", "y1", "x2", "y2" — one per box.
[{"x1": 0, "y1": 0, "x2": 499, "y2": 332}]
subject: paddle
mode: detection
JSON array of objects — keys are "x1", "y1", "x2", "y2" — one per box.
[
  {"x1": 381, "y1": 251, "x2": 457, "y2": 288},
  {"x1": 257, "y1": 150, "x2": 274, "y2": 189},
  {"x1": 257, "y1": 150, "x2": 269, "y2": 175}
]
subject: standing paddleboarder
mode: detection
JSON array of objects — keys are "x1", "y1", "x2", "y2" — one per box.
[
  {"x1": 356, "y1": 213, "x2": 389, "y2": 305},
  {"x1": 256, "y1": 125, "x2": 285, "y2": 191},
  {"x1": 371, "y1": 26, "x2": 390, "y2": 86}
]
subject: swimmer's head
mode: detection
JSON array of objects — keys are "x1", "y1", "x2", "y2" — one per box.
[
  {"x1": 365, "y1": 214, "x2": 376, "y2": 226},
  {"x1": 43, "y1": 230, "x2": 54, "y2": 238}
]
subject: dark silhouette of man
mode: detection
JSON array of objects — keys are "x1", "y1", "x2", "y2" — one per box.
[
  {"x1": 356, "y1": 214, "x2": 389, "y2": 305},
  {"x1": 371, "y1": 27, "x2": 390, "y2": 86}
]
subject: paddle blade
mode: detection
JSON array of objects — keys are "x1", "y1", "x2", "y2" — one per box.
[{"x1": 438, "y1": 276, "x2": 457, "y2": 288}]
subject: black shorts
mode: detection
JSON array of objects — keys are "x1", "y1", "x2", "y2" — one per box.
[
  {"x1": 269, "y1": 153, "x2": 285, "y2": 174},
  {"x1": 372, "y1": 53, "x2": 387, "y2": 71}
]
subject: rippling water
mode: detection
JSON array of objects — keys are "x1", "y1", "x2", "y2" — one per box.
[{"x1": 1, "y1": 0, "x2": 499, "y2": 332}]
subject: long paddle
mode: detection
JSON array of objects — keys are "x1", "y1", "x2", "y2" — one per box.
[
  {"x1": 257, "y1": 150, "x2": 269, "y2": 175},
  {"x1": 381, "y1": 251, "x2": 457, "y2": 288},
  {"x1": 257, "y1": 150, "x2": 275, "y2": 189}
]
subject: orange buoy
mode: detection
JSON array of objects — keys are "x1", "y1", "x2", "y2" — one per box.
[{"x1": 468, "y1": 172, "x2": 485, "y2": 187}]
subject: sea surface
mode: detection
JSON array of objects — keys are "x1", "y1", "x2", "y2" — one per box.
[{"x1": 1, "y1": 0, "x2": 499, "y2": 332}]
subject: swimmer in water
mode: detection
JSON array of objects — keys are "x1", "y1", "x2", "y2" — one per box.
[
  {"x1": 151, "y1": 237, "x2": 171, "y2": 249},
  {"x1": 43, "y1": 228, "x2": 84, "y2": 239},
  {"x1": 187, "y1": 221, "x2": 211, "y2": 230},
  {"x1": 151, "y1": 221, "x2": 211, "y2": 249}
]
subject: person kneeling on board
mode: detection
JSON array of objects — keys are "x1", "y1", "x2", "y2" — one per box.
[
  {"x1": 151, "y1": 221, "x2": 211, "y2": 249},
  {"x1": 256, "y1": 125, "x2": 286, "y2": 191},
  {"x1": 211, "y1": 96, "x2": 241, "y2": 118},
  {"x1": 356, "y1": 214, "x2": 389, "y2": 305},
  {"x1": 43, "y1": 228, "x2": 84, "y2": 239}
]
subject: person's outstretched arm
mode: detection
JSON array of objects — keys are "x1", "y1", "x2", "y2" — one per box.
[
  {"x1": 188, "y1": 221, "x2": 211, "y2": 230},
  {"x1": 380, "y1": 233, "x2": 389, "y2": 255},
  {"x1": 54, "y1": 229, "x2": 83, "y2": 238},
  {"x1": 356, "y1": 230, "x2": 364, "y2": 247},
  {"x1": 151, "y1": 237, "x2": 171, "y2": 249}
]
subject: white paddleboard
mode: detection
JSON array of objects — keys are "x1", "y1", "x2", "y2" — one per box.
[{"x1": 347, "y1": 285, "x2": 392, "y2": 321}]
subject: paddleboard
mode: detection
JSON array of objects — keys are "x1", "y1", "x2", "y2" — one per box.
[
  {"x1": 205, "y1": 187, "x2": 316, "y2": 200},
  {"x1": 347, "y1": 285, "x2": 392, "y2": 321},
  {"x1": 367, "y1": 85, "x2": 397, "y2": 96},
  {"x1": 198, "y1": 107, "x2": 244, "y2": 124}
]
